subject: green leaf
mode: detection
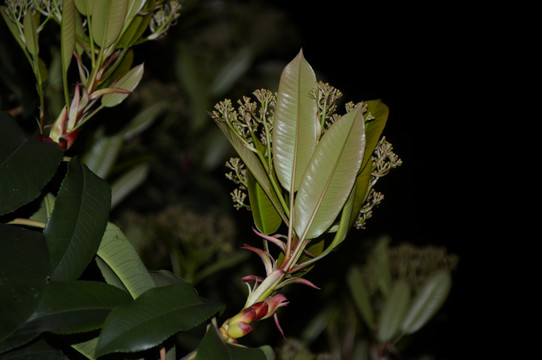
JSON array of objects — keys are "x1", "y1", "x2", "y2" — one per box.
[
  {"x1": 0, "y1": 281, "x2": 130, "y2": 352},
  {"x1": 110, "y1": 163, "x2": 149, "y2": 208},
  {"x1": 247, "y1": 172, "x2": 282, "y2": 235},
  {"x1": 0, "y1": 112, "x2": 63, "y2": 216},
  {"x1": 347, "y1": 266, "x2": 375, "y2": 330},
  {"x1": 373, "y1": 237, "x2": 392, "y2": 297},
  {"x1": 96, "y1": 222, "x2": 155, "y2": 299},
  {"x1": 23, "y1": 10, "x2": 39, "y2": 55},
  {"x1": 44, "y1": 157, "x2": 111, "y2": 282},
  {"x1": 101, "y1": 63, "x2": 144, "y2": 107},
  {"x1": 82, "y1": 134, "x2": 123, "y2": 179},
  {"x1": 272, "y1": 49, "x2": 318, "y2": 193},
  {"x1": 0, "y1": 338, "x2": 68, "y2": 360},
  {"x1": 91, "y1": 0, "x2": 129, "y2": 48},
  {"x1": 400, "y1": 270, "x2": 452, "y2": 336},
  {"x1": 215, "y1": 120, "x2": 287, "y2": 223},
  {"x1": 74, "y1": 0, "x2": 93, "y2": 16},
  {"x1": 61, "y1": 0, "x2": 76, "y2": 81},
  {"x1": 0, "y1": 6, "x2": 26, "y2": 51},
  {"x1": 210, "y1": 47, "x2": 253, "y2": 96},
  {"x1": 377, "y1": 280, "x2": 411, "y2": 343},
  {"x1": 348, "y1": 161, "x2": 373, "y2": 227},
  {"x1": 294, "y1": 106, "x2": 366, "y2": 240},
  {"x1": 362, "y1": 100, "x2": 388, "y2": 169},
  {"x1": 95, "y1": 283, "x2": 224, "y2": 357},
  {"x1": 0, "y1": 225, "x2": 49, "y2": 343},
  {"x1": 195, "y1": 326, "x2": 273, "y2": 360}
]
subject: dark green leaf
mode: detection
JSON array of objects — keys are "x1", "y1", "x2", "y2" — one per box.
[
  {"x1": 272, "y1": 49, "x2": 318, "y2": 193},
  {"x1": 400, "y1": 270, "x2": 452, "y2": 336},
  {"x1": 0, "y1": 225, "x2": 49, "y2": 343},
  {"x1": 0, "y1": 281, "x2": 130, "y2": 352},
  {"x1": 247, "y1": 172, "x2": 282, "y2": 235},
  {"x1": 0, "y1": 112, "x2": 63, "y2": 216},
  {"x1": 95, "y1": 283, "x2": 224, "y2": 357},
  {"x1": 294, "y1": 106, "x2": 366, "y2": 240},
  {"x1": 195, "y1": 326, "x2": 273, "y2": 360},
  {"x1": 362, "y1": 100, "x2": 388, "y2": 169},
  {"x1": 377, "y1": 280, "x2": 410, "y2": 343},
  {"x1": 44, "y1": 157, "x2": 111, "y2": 282},
  {"x1": 96, "y1": 222, "x2": 155, "y2": 299},
  {"x1": 0, "y1": 338, "x2": 68, "y2": 360}
]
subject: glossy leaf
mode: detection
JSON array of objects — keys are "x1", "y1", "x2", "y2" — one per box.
[
  {"x1": 0, "y1": 281, "x2": 130, "y2": 352},
  {"x1": 61, "y1": 0, "x2": 76, "y2": 81},
  {"x1": 0, "y1": 225, "x2": 49, "y2": 342},
  {"x1": 195, "y1": 325, "x2": 273, "y2": 360},
  {"x1": 272, "y1": 49, "x2": 318, "y2": 193},
  {"x1": 101, "y1": 63, "x2": 144, "y2": 107},
  {"x1": 23, "y1": 10, "x2": 39, "y2": 55},
  {"x1": 247, "y1": 172, "x2": 282, "y2": 235},
  {"x1": 377, "y1": 280, "x2": 410, "y2": 343},
  {"x1": 215, "y1": 120, "x2": 287, "y2": 223},
  {"x1": 0, "y1": 112, "x2": 63, "y2": 216},
  {"x1": 82, "y1": 134, "x2": 123, "y2": 178},
  {"x1": 44, "y1": 157, "x2": 111, "y2": 282},
  {"x1": 91, "y1": 0, "x2": 129, "y2": 48},
  {"x1": 294, "y1": 106, "x2": 366, "y2": 240},
  {"x1": 400, "y1": 270, "x2": 452, "y2": 335},
  {"x1": 95, "y1": 283, "x2": 224, "y2": 357},
  {"x1": 347, "y1": 266, "x2": 375, "y2": 330},
  {"x1": 97, "y1": 222, "x2": 155, "y2": 299}
]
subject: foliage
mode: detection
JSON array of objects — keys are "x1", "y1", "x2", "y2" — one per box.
[{"x1": 0, "y1": 1, "x2": 455, "y2": 359}]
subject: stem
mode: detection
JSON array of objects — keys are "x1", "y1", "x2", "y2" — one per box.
[
  {"x1": 7, "y1": 218, "x2": 46, "y2": 229},
  {"x1": 159, "y1": 347, "x2": 166, "y2": 360}
]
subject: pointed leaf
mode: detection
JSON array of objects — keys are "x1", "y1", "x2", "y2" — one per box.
[
  {"x1": 91, "y1": 0, "x2": 129, "y2": 48},
  {"x1": 347, "y1": 266, "x2": 375, "y2": 330},
  {"x1": 23, "y1": 10, "x2": 39, "y2": 55},
  {"x1": 215, "y1": 120, "x2": 286, "y2": 223},
  {"x1": 377, "y1": 280, "x2": 411, "y2": 342},
  {"x1": 272, "y1": 49, "x2": 318, "y2": 192},
  {"x1": 0, "y1": 112, "x2": 63, "y2": 216},
  {"x1": 95, "y1": 283, "x2": 224, "y2": 357},
  {"x1": 110, "y1": 163, "x2": 149, "y2": 208},
  {"x1": 247, "y1": 172, "x2": 282, "y2": 235},
  {"x1": 61, "y1": 0, "x2": 76, "y2": 79},
  {"x1": 400, "y1": 270, "x2": 452, "y2": 335},
  {"x1": 0, "y1": 225, "x2": 49, "y2": 343},
  {"x1": 97, "y1": 222, "x2": 155, "y2": 299},
  {"x1": 101, "y1": 63, "x2": 144, "y2": 107},
  {"x1": 294, "y1": 106, "x2": 366, "y2": 240},
  {"x1": 348, "y1": 161, "x2": 373, "y2": 227},
  {"x1": 373, "y1": 237, "x2": 392, "y2": 297},
  {"x1": 0, "y1": 339, "x2": 68, "y2": 360},
  {"x1": 44, "y1": 157, "x2": 111, "y2": 282},
  {"x1": 0, "y1": 281, "x2": 130, "y2": 352}
]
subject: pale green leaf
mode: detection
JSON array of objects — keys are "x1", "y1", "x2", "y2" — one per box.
[
  {"x1": 400, "y1": 270, "x2": 452, "y2": 335},
  {"x1": 377, "y1": 280, "x2": 411, "y2": 343},
  {"x1": 97, "y1": 222, "x2": 155, "y2": 299},
  {"x1": 272, "y1": 49, "x2": 318, "y2": 192},
  {"x1": 23, "y1": 10, "x2": 39, "y2": 55},
  {"x1": 294, "y1": 106, "x2": 366, "y2": 240},
  {"x1": 101, "y1": 63, "x2": 144, "y2": 107},
  {"x1": 110, "y1": 163, "x2": 149, "y2": 208},
  {"x1": 215, "y1": 120, "x2": 287, "y2": 223},
  {"x1": 61, "y1": 0, "x2": 76, "y2": 79},
  {"x1": 347, "y1": 266, "x2": 375, "y2": 330},
  {"x1": 74, "y1": 0, "x2": 93, "y2": 16},
  {"x1": 91, "y1": 0, "x2": 129, "y2": 48}
]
